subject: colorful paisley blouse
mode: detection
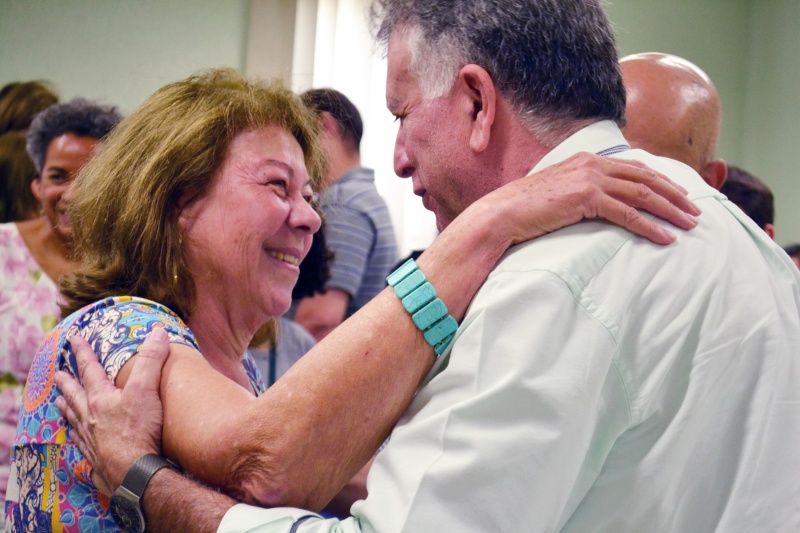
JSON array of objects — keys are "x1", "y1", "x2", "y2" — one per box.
[
  {"x1": 4, "y1": 296, "x2": 266, "y2": 532},
  {"x1": 0, "y1": 223, "x2": 62, "y2": 505}
]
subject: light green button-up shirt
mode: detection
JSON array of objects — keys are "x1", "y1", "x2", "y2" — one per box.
[{"x1": 219, "y1": 121, "x2": 800, "y2": 533}]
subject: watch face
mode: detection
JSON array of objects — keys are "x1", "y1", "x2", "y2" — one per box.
[{"x1": 111, "y1": 493, "x2": 145, "y2": 532}]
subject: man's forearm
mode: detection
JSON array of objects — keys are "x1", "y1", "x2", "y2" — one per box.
[{"x1": 144, "y1": 469, "x2": 236, "y2": 533}]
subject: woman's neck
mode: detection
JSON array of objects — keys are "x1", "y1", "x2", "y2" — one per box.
[
  {"x1": 16, "y1": 217, "x2": 76, "y2": 284},
  {"x1": 186, "y1": 293, "x2": 261, "y2": 392}
]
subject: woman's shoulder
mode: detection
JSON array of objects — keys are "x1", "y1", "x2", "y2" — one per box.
[
  {"x1": 70, "y1": 296, "x2": 197, "y2": 348},
  {"x1": 59, "y1": 296, "x2": 200, "y2": 381},
  {"x1": 71, "y1": 296, "x2": 191, "y2": 329}
]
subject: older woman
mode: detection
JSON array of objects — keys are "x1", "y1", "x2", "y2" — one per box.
[
  {"x1": 0, "y1": 98, "x2": 120, "y2": 508},
  {"x1": 6, "y1": 69, "x2": 696, "y2": 531}
]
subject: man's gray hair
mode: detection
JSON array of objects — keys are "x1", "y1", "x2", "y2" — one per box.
[{"x1": 370, "y1": 0, "x2": 626, "y2": 145}]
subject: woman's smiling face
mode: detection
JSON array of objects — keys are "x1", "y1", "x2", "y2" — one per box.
[
  {"x1": 179, "y1": 125, "x2": 321, "y2": 320},
  {"x1": 33, "y1": 133, "x2": 100, "y2": 244}
]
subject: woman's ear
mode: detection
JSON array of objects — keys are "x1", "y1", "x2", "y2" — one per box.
[
  {"x1": 30, "y1": 177, "x2": 43, "y2": 202},
  {"x1": 455, "y1": 64, "x2": 497, "y2": 153}
]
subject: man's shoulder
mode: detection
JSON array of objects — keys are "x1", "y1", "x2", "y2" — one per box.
[{"x1": 491, "y1": 220, "x2": 633, "y2": 290}]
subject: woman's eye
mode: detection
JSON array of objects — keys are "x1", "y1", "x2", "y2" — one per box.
[{"x1": 268, "y1": 179, "x2": 288, "y2": 191}]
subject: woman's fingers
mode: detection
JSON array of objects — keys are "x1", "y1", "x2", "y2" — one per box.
[
  {"x1": 592, "y1": 175, "x2": 698, "y2": 231},
  {"x1": 588, "y1": 196, "x2": 677, "y2": 245},
  {"x1": 601, "y1": 156, "x2": 701, "y2": 216}
]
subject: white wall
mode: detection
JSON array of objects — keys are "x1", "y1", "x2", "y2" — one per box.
[
  {"x1": 2, "y1": 0, "x2": 799, "y2": 247},
  {"x1": 741, "y1": 1, "x2": 800, "y2": 245},
  {"x1": 0, "y1": 0, "x2": 248, "y2": 114},
  {"x1": 607, "y1": 0, "x2": 800, "y2": 246}
]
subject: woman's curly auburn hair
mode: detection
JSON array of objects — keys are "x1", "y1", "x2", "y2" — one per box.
[{"x1": 60, "y1": 68, "x2": 325, "y2": 321}]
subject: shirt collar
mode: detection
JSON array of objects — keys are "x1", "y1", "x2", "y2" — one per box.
[{"x1": 531, "y1": 120, "x2": 629, "y2": 174}]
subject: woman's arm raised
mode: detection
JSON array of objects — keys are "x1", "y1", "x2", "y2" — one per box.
[{"x1": 58, "y1": 153, "x2": 698, "y2": 511}]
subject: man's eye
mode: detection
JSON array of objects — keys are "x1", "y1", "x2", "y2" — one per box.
[{"x1": 393, "y1": 114, "x2": 405, "y2": 125}]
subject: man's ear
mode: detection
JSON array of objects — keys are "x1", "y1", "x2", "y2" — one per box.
[
  {"x1": 764, "y1": 223, "x2": 776, "y2": 240},
  {"x1": 455, "y1": 64, "x2": 497, "y2": 153},
  {"x1": 320, "y1": 112, "x2": 339, "y2": 137},
  {"x1": 30, "y1": 177, "x2": 43, "y2": 202},
  {"x1": 701, "y1": 158, "x2": 728, "y2": 190}
]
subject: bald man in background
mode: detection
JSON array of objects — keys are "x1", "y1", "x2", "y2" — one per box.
[{"x1": 621, "y1": 52, "x2": 727, "y2": 189}]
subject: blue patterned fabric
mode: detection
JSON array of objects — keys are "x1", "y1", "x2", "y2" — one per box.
[{"x1": 5, "y1": 296, "x2": 265, "y2": 531}]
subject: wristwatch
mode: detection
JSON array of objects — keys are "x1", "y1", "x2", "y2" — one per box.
[{"x1": 110, "y1": 453, "x2": 177, "y2": 532}]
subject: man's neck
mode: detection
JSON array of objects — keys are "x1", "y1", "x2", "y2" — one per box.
[
  {"x1": 322, "y1": 150, "x2": 361, "y2": 190},
  {"x1": 499, "y1": 118, "x2": 601, "y2": 182}
]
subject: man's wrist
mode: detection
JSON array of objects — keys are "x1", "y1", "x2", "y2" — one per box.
[{"x1": 110, "y1": 454, "x2": 179, "y2": 532}]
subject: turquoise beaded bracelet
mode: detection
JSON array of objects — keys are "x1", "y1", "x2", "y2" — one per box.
[{"x1": 387, "y1": 258, "x2": 458, "y2": 355}]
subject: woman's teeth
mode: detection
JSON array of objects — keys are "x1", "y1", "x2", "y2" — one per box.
[{"x1": 269, "y1": 251, "x2": 299, "y2": 266}]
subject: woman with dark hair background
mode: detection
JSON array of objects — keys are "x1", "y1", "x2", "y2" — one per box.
[{"x1": 0, "y1": 98, "x2": 121, "y2": 514}]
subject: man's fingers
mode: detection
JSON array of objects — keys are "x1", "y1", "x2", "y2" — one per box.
[
  {"x1": 54, "y1": 392, "x2": 78, "y2": 429},
  {"x1": 125, "y1": 327, "x2": 170, "y2": 396},
  {"x1": 68, "y1": 335, "x2": 115, "y2": 392},
  {"x1": 55, "y1": 370, "x2": 88, "y2": 421}
]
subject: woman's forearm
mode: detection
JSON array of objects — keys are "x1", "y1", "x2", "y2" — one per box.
[
  {"x1": 60, "y1": 153, "x2": 698, "y2": 513},
  {"x1": 161, "y1": 204, "x2": 505, "y2": 510},
  {"x1": 223, "y1": 153, "x2": 699, "y2": 509}
]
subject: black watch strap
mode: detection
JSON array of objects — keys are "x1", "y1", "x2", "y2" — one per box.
[{"x1": 118, "y1": 453, "x2": 175, "y2": 498}]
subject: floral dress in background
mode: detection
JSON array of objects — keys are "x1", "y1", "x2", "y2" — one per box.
[
  {"x1": 4, "y1": 296, "x2": 266, "y2": 532},
  {"x1": 0, "y1": 222, "x2": 61, "y2": 504}
]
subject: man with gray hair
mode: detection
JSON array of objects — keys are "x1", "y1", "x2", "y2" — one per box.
[{"x1": 53, "y1": 1, "x2": 800, "y2": 531}]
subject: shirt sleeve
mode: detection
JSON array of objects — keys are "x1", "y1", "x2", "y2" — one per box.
[
  {"x1": 321, "y1": 202, "x2": 375, "y2": 297},
  {"x1": 218, "y1": 505, "x2": 364, "y2": 533},
  {"x1": 72, "y1": 298, "x2": 199, "y2": 384},
  {"x1": 352, "y1": 268, "x2": 631, "y2": 532}
]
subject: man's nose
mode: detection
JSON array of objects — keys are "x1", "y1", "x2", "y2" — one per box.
[{"x1": 393, "y1": 132, "x2": 413, "y2": 179}]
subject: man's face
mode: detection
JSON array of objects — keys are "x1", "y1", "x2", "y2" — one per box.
[{"x1": 386, "y1": 31, "x2": 476, "y2": 231}]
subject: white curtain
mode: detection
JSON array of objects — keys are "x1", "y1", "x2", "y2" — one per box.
[{"x1": 248, "y1": 0, "x2": 437, "y2": 256}]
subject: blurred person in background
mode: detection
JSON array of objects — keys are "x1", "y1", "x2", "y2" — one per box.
[
  {"x1": 0, "y1": 80, "x2": 58, "y2": 134},
  {"x1": 0, "y1": 98, "x2": 121, "y2": 512},
  {"x1": 784, "y1": 244, "x2": 800, "y2": 269},
  {"x1": 720, "y1": 165, "x2": 775, "y2": 238},
  {"x1": 621, "y1": 52, "x2": 728, "y2": 190},
  {"x1": 0, "y1": 131, "x2": 40, "y2": 222},
  {"x1": 294, "y1": 89, "x2": 399, "y2": 341}
]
